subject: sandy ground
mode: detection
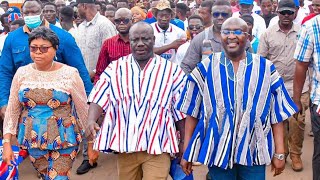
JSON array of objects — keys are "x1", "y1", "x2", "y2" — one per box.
[{"x1": 18, "y1": 111, "x2": 314, "y2": 180}]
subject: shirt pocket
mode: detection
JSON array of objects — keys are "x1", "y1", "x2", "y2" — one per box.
[{"x1": 12, "y1": 46, "x2": 26, "y2": 67}]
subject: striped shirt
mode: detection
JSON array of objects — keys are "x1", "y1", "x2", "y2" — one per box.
[
  {"x1": 294, "y1": 15, "x2": 320, "y2": 105},
  {"x1": 94, "y1": 34, "x2": 131, "y2": 83},
  {"x1": 176, "y1": 52, "x2": 297, "y2": 169},
  {"x1": 88, "y1": 54, "x2": 187, "y2": 154}
]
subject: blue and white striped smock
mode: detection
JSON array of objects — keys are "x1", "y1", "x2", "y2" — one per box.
[{"x1": 176, "y1": 52, "x2": 297, "y2": 169}]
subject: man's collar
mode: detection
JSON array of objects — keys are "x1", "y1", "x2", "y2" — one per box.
[
  {"x1": 275, "y1": 21, "x2": 299, "y2": 33},
  {"x1": 23, "y1": 20, "x2": 50, "y2": 34},
  {"x1": 84, "y1": 12, "x2": 100, "y2": 27},
  {"x1": 115, "y1": 34, "x2": 130, "y2": 43},
  {"x1": 155, "y1": 23, "x2": 172, "y2": 33}
]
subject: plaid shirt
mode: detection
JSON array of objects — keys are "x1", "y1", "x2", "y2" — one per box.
[{"x1": 294, "y1": 15, "x2": 320, "y2": 105}]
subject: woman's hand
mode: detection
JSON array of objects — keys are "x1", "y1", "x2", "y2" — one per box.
[
  {"x1": 180, "y1": 158, "x2": 193, "y2": 176},
  {"x1": 2, "y1": 144, "x2": 15, "y2": 166}
]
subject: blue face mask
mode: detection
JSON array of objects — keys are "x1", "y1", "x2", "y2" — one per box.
[{"x1": 24, "y1": 14, "x2": 42, "y2": 29}]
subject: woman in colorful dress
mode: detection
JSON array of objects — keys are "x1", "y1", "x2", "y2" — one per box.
[{"x1": 2, "y1": 26, "x2": 88, "y2": 180}]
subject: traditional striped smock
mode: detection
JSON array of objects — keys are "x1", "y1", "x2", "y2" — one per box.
[
  {"x1": 176, "y1": 52, "x2": 297, "y2": 169},
  {"x1": 88, "y1": 54, "x2": 187, "y2": 154}
]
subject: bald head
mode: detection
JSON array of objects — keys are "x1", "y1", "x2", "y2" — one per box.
[
  {"x1": 129, "y1": 21, "x2": 154, "y2": 37},
  {"x1": 115, "y1": 8, "x2": 132, "y2": 19},
  {"x1": 221, "y1": 17, "x2": 248, "y2": 32}
]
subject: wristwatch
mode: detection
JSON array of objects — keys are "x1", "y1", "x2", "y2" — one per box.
[
  {"x1": 274, "y1": 153, "x2": 285, "y2": 161},
  {"x1": 2, "y1": 139, "x2": 10, "y2": 144}
]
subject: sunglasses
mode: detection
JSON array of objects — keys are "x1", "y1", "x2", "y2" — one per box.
[
  {"x1": 212, "y1": 12, "x2": 229, "y2": 18},
  {"x1": 114, "y1": 18, "x2": 131, "y2": 25},
  {"x1": 30, "y1": 46, "x2": 53, "y2": 53},
  {"x1": 278, "y1": 10, "x2": 295, "y2": 15},
  {"x1": 188, "y1": 25, "x2": 203, "y2": 30},
  {"x1": 221, "y1": 29, "x2": 248, "y2": 36}
]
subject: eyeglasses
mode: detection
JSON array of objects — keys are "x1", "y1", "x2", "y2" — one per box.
[
  {"x1": 188, "y1": 25, "x2": 203, "y2": 30},
  {"x1": 278, "y1": 10, "x2": 295, "y2": 16},
  {"x1": 212, "y1": 12, "x2": 229, "y2": 18},
  {"x1": 221, "y1": 29, "x2": 248, "y2": 36},
  {"x1": 114, "y1": 18, "x2": 131, "y2": 25},
  {"x1": 30, "y1": 46, "x2": 53, "y2": 53}
]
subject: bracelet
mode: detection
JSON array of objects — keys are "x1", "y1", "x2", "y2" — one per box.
[{"x1": 2, "y1": 139, "x2": 10, "y2": 144}]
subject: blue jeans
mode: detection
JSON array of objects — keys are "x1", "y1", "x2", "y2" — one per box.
[{"x1": 208, "y1": 164, "x2": 265, "y2": 180}]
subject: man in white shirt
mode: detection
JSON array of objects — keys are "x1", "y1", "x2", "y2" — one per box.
[
  {"x1": 233, "y1": 0, "x2": 267, "y2": 38},
  {"x1": 151, "y1": 0, "x2": 186, "y2": 62},
  {"x1": 175, "y1": 14, "x2": 204, "y2": 65}
]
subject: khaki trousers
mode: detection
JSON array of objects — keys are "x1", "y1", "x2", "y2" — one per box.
[
  {"x1": 284, "y1": 92, "x2": 310, "y2": 155},
  {"x1": 117, "y1": 151, "x2": 170, "y2": 180}
]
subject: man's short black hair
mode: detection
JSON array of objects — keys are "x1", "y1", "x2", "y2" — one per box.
[
  {"x1": 200, "y1": 0, "x2": 214, "y2": 13},
  {"x1": 188, "y1": 14, "x2": 204, "y2": 24},
  {"x1": 44, "y1": 2, "x2": 57, "y2": 10},
  {"x1": 11, "y1": 19, "x2": 25, "y2": 27},
  {"x1": 0, "y1": 12, "x2": 8, "y2": 24},
  {"x1": 176, "y1": 3, "x2": 188, "y2": 16},
  {"x1": 1, "y1": 1, "x2": 9, "y2": 5},
  {"x1": 95, "y1": 1, "x2": 106, "y2": 11},
  {"x1": 117, "y1": 0, "x2": 128, "y2": 3},
  {"x1": 60, "y1": 6, "x2": 74, "y2": 22},
  {"x1": 106, "y1": 5, "x2": 116, "y2": 11},
  {"x1": 213, "y1": 0, "x2": 231, "y2": 6}
]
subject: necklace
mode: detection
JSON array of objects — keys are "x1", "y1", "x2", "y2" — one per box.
[{"x1": 34, "y1": 61, "x2": 55, "y2": 71}]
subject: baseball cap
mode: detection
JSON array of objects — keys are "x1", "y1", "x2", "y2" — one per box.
[
  {"x1": 7, "y1": 13, "x2": 22, "y2": 23},
  {"x1": 278, "y1": 0, "x2": 296, "y2": 12},
  {"x1": 239, "y1": 0, "x2": 254, "y2": 5}
]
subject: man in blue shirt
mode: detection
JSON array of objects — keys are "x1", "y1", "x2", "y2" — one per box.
[{"x1": 0, "y1": 0, "x2": 92, "y2": 118}]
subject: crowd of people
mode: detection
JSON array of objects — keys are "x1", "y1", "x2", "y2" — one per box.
[{"x1": 0, "y1": 0, "x2": 318, "y2": 179}]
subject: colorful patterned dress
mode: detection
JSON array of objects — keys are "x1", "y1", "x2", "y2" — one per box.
[{"x1": 3, "y1": 64, "x2": 88, "y2": 180}]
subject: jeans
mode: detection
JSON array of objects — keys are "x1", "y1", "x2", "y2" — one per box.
[
  {"x1": 310, "y1": 104, "x2": 320, "y2": 180},
  {"x1": 208, "y1": 164, "x2": 266, "y2": 180},
  {"x1": 82, "y1": 137, "x2": 88, "y2": 160}
]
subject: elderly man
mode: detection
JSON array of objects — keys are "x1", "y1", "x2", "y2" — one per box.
[
  {"x1": 151, "y1": 0, "x2": 186, "y2": 62},
  {"x1": 177, "y1": 17, "x2": 297, "y2": 179},
  {"x1": 293, "y1": 13, "x2": 320, "y2": 180},
  {"x1": 180, "y1": 0, "x2": 232, "y2": 73},
  {"x1": 258, "y1": 0, "x2": 309, "y2": 172},
  {"x1": 0, "y1": 0, "x2": 92, "y2": 118},
  {"x1": 86, "y1": 21, "x2": 187, "y2": 180},
  {"x1": 94, "y1": 8, "x2": 132, "y2": 83}
]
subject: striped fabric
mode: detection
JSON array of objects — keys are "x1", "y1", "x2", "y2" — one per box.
[
  {"x1": 88, "y1": 54, "x2": 187, "y2": 154},
  {"x1": 176, "y1": 52, "x2": 297, "y2": 169},
  {"x1": 294, "y1": 15, "x2": 320, "y2": 105}
]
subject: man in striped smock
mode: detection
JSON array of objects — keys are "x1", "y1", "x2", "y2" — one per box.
[
  {"x1": 85, "y1": 21, "x2": 187, "y2": 180},
  {"x1": 177, "y1": 17, "x2": 298, "y2": 179}
]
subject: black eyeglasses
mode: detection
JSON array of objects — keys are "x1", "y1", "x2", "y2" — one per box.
[
  {"x1": 312, "y1": 3, "x2": 320, "y2": 7},
  {"x1": 188, "y1": 25, "x2": 203, "y2": 30},
  {"x1": 212, "y1": 12, "x2": 229, "y2": 18},
  {"x1": 114, "y1": 18, "x2": 131, "y2": 25},
  {"x1": 30, "y1": 46, "x2": 53, "y2": 53},
  {"x1": 221, "y1": 29, "x2": 248, "y2": 36},
  {"x1": 278, "y1": 10, "x2": 295, "y2": 16}
]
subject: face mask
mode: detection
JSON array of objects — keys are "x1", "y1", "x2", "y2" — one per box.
[{"x1": 24, "y1": 14, "x2": 42, "y2": 29}]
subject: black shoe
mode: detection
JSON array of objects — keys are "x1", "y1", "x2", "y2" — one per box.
[{"x1": 76, "y1": 160, "x2": 98, "y2": 175}]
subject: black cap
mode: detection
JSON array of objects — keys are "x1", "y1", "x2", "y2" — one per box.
[
  {"x1": 76, "y1": 0, "x2": 95, "y2": 3},
  {"x1": 278, "y1": 0, "x2": 296, "y2": 12}
]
